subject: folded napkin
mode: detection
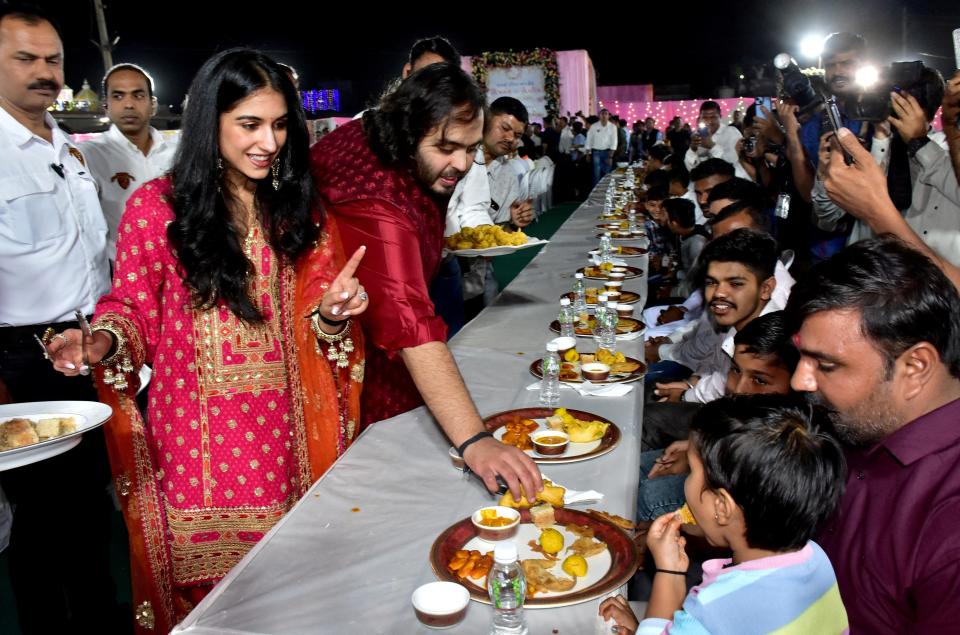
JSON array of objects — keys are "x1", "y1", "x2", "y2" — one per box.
[
  {"x1": 526, "y1": 381, "x2": 635, "y2": 398},
  {"x1": 616, "y1": 331, "x2": 643, "y2": 341}
]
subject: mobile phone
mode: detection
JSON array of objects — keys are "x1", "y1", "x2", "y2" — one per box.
[
  {"x1": 824, "y1": 97, "x2": 854, "y2": 165},
  {"x1": 754, "y1": 97, "x2": 772, "y2": 120},
  {"x1": 953, "y1": 27, "x2": 960, "y2": 69}
]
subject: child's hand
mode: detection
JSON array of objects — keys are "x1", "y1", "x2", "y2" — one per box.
[
  {"x1": 647, "y1": 513, "x2": 689, "y2": 573},
  {"x1": 648, "y1": 440, "x2": 690, "y2": 479},
  {"x1": 599, "y1": 595, "x2": 638, "y2": 635}
]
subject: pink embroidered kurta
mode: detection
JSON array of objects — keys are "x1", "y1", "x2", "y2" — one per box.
[{"x1": 97, "y1": 178, "x2": 313, "y2": 586}]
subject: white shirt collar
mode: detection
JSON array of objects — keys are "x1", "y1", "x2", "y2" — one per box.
[
  {"x1": 104, "y1": 123, "x2": 166, "y2": 156},
  {"x1": 0, "y1": 104, "x2": 67, "y2": 149}
]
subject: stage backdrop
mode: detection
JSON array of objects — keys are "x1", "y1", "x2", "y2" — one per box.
[{"x1": 463, "y1": 49, "x2": 596, "y2": 121}]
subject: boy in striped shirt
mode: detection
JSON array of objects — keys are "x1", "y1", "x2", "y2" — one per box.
[{"x1": 602, "y1": 395, "x2": 849, "y2": 634}]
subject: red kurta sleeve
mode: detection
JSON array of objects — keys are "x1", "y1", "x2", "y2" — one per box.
[{"x1": 331, "y1": 198, "x2": 447, "y2": 353}]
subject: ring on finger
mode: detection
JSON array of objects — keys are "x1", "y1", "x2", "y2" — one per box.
[
  {"x1": 358, "y1": 290, "x2": 368, "y2": 303},
  {"x1": 53, "y1": 333, "x2": 69, "y2": 345}
]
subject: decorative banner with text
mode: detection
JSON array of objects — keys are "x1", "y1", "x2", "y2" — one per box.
[{"x1": 486, "y1": 66, "x2": 547, "y2": 121}]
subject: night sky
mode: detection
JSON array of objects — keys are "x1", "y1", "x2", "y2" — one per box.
[{"x1": 34, "y1": 0, "x2": 960, "y2": 115}]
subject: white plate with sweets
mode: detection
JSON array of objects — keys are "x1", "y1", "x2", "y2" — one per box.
[
  {"x1": 0, "y1": 401, "x2": 113, "y2": 471},
  {"x1": 484, "y1": 407, "x2": 621, "y2": 464},
  {"x1": 444, "y1": 225, "x2": 549, "y2": 257}
]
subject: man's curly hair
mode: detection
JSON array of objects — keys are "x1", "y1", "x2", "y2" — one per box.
[{"x1": 362, "y1": 62, "x2": 485, "y2": 167}]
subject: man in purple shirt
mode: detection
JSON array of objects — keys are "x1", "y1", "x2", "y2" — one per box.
[{"x1": 786, "y1": 236, "x2": 960, "y2": 633}]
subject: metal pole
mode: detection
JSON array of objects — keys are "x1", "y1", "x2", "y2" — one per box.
[{"x1": 92, "y1": 0, "x2": 114, "y2": 73}]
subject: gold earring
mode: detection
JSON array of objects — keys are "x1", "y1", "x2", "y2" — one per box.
[{"x1": 271, "y1": 159, "x2": 280, "y2": 191}]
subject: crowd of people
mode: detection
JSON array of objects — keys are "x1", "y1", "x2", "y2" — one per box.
[{"x1": 1, "y1": 1, "x2": 960, "y2": 632}]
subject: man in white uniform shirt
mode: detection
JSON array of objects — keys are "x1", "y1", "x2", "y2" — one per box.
[
  {"x1": 684, "y1": 100, "x2": 743, "y2": 172},
  {"x1": 585, "y1": 108, "x2": 618, "y2": 185},
  {"x1": 0, "y1": 5, "x2": 121, "y2": 632},
  {"x1": 80, "y1": 63, "x2": 177, "y2": 260}
]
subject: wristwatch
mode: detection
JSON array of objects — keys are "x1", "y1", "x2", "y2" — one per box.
[{"x1": 906, "y1": 136, "x2": 930, "y2": 158}]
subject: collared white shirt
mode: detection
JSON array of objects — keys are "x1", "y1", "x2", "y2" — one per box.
[
  {"x1": 0, "y1": 107, "x2": 110, "y2": 326},
  {"x1": 80, "y1": 124, "x2": 178, "y2": 258},
  {"x1": 445, "y1": 148, "x2": 493, "y2": 236},
  {"x1": 584, "y1": 121, "x2": 618, "y2": 152},
  {"x1": 559, "y1": 127, "x2": 574, "y2": 154},
  {"x1": 485, "y1": 147, "x2": 522, "y2": 224},
  {"x1": 683, "y1": 123, "x2": 743, "y2": 171}
]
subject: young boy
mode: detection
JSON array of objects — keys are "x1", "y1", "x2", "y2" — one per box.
[
  {"x1": 603, "y1": 395, "x2": 848, "y2": 634},
  {"x1": 637, "y1": 311, "x2": 797, "y2": 521}
]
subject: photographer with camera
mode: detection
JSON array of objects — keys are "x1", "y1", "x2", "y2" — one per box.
[
  {"x1": 814, "y1": 65, "x2": 960, "y2": 265},
  {"x1": 783, "y1": 32, "x2": 872, "y2": 262}
]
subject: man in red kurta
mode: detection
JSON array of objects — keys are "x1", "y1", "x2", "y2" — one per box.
[{"x1": 311, "y1": 63, "x2": 542, "y2": 498}]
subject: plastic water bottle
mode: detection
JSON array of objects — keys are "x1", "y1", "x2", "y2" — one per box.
[
  {"x1": 558, "y1": 298, "x2": 576, "y2": 338},
  {"x1": 488, "y1": 541, "x2": 528, "y2": 635},
  {"x1": 572, "y1": 272, "x2": 587, "y2": 319},
  {"x1": 593, "y1": 296, "x2": 609, "y2": 344},
  {"x1": 539, "y1": 343, "x2": 561, "y2": 407},
  {"x1": 599, "y1": 233, "x2": 613, "y2": 265},
  {"x1": 601, "y1": 300, "x2": 619, "y2": 352},
  {"x1": 628, "y1": 209, "x2": 638, "y2": 234}
]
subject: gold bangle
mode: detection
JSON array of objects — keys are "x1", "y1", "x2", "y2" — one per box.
[
  {"x1": 90, "y1": 320, "x2": 134, "y2": 391},
  {"x1": 92, "y1": 322, "x2": 126, "y2": 366},
  {"x1": 310, "y1": 314, "x2": 354, "y2": 368}
]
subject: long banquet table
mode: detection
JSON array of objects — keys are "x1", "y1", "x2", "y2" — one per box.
[{"x1": 173, "y1": 173, "x2": 648, "y2": 634}]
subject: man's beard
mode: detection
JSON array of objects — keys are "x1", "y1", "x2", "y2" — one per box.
[
  {"x1": 413, "y1": 153, "x2": 463, "y2": 198},
  {"x1": 805, "y1": 389, "x2": 902, "y2": 448}
]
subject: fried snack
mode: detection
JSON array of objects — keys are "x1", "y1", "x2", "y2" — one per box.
[
  {"x1": 445, "y1": 225, "x2": 528, "y2": 250},
  {"x1": 567, "y1": 535, "x2": 608, "y2": 558},
  {"x1": 499, "y1": 480, "x2": 566, "y2": 509},
  {"x1": 595, "y1": 349, "x2": 626, "y2": 365},
  {"x1": 0, "y1": 418, "x2": 39, "y2": 450},
  {"x1": 587, "y1": 509, "x2": 636, "y2": 531},
  {"x1": 521, "y1": 559, "x2": 576, "y2": 596},
  {"x1": 677, "y1": 503, "x2": 697, "y2": 525},
  {"x1": 609, "y1": 360, "x2": 640, "y2": 374},
  {"x1": 565, "y1": 523, "x2": 595, "y2": 539},
  {"x1": 553, "y1": 408, "x2": 609, "y2": 443},
  {"x1": 447, "y1": 549, "x2": 494, "y2": 581}
]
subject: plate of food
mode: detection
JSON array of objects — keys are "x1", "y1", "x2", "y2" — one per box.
[
  {"x1": 549, "y1": 317, "x2": 643, "y2": 338},
  {"x1": 530, "y1": 349, "x2": 646, "y2": 384},
  {"x1": 594, "y1": 229, "x2": 645, "y2": 240},
  {"x1": 588, "y1": 245, "x2": 647, "y2": 258},
  {"x1": 0, "y1": 401, "x2": 113, "y2": 471},
  {"x1": 578, "y1": 265, "x2": 643, "y2": 280},
  {"x1": 444, "y1": 225, "x2": 548, "y2": 257},
  {"x1": 561, "y1": 289, "x2": 641, "y2": 307},
  {"x1": 430, "y1": 506, "x2": 638, "y2": 608},
  {"x1": 484, "y1": 408, "x2": 620, "y2": 464}
]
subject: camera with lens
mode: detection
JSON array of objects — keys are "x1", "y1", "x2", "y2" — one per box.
[
  {"x1": 773, "y1": 53, "x2": 825, "y2": 121},
  {"x1": 743, "y1": 135, "x2": 758, "y2": 155},
  {"x1": 844, "y1": 61, "x2": 931, "y2": 122}
]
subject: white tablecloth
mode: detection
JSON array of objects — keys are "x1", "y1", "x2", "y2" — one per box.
[{"x1": 173, "y1": 173, "x2": 647, "y2": 634}]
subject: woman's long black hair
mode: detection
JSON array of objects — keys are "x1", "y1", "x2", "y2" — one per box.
[{"x1": 168, "y1": 48, "x2": 319, "y2": 323}]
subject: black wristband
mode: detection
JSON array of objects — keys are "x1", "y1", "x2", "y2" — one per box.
[
  {"x1": 654, "y1": 568, "x2": 688, "y2": 576},
  {"x1": 318, "y1": 312, "x2": 347, "y2": 327},
  {"x1": 457, "y1": 431, "x2": 493, "y2": 458}
]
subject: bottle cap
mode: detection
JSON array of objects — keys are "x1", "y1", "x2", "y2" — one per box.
[
  {"x1": 607, "y1": 301, "x2": 618, "y2": 308},
  {"x1": 598, "y1": 294, "x2": 608, "y2": 302},
  {"x1": 575, "y1": 273, "x2": 584, "y2": 279},
  {"x1": 493, "y1": 541, "x2": 519, "y2": 564},
  {"x1": 604, "y1": 232, "x2": 612, "y2": 237},
  {"x1": 546, "y1": 342, "x2": 559, "y2": 352},
  {"x1": 560, "y1": 298, "x2": 570, "y2": 306}
]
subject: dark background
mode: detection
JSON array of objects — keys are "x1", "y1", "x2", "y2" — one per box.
[{"x1": 29, "y1": 0, "x2": 960, "y2": 115}]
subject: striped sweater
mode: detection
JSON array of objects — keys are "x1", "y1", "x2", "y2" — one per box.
[{"x1": 639, "y1": 541, "x2": 849, "y2": 635}]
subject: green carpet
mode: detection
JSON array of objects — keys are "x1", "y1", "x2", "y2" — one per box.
[{"x1": 493, "y1": 202, "x2": 580, "y2": 290}]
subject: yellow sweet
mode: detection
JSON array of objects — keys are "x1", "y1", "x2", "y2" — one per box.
[
  {"x1": 562, "y1": 554, "x2": 588, "y2": 577},
  {"x1": 445, "y1": 225, "x2": 528, "y2": 250},
  {"x1": 539, "y1": 528, "x2": 564, "y2": 555},
  {"x1": 563, "y1": 349, "x2": 579, "y2": 362}
]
